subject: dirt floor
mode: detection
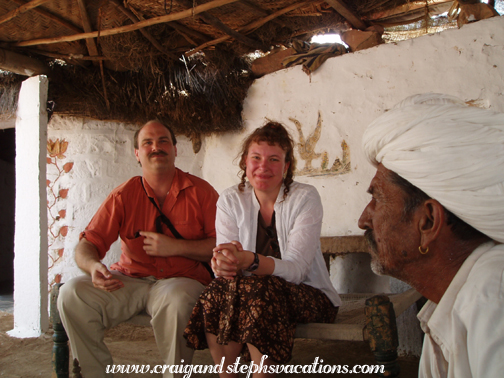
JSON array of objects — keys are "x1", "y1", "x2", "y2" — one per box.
[{"x1": 0, "y1": 311, "x2": 419, "y2": 377}]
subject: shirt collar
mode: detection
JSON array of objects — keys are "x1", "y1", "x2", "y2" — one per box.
[
  {"x1": 142, "y1": 168, "x2": 193, "y2": 201},
  {"x1": 250, "y1": 182, "x2": 287, "y2": 208},
  {"x1": 168, "y1": 168, "x2": 193, "y2": 198},
  {"x1": 418, "y1": 241, "x2": 496, "y2": 336}
]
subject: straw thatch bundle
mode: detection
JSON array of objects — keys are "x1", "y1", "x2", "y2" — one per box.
[{"x1": 47, "y1": 50, "x2": 253, "y2": 134}]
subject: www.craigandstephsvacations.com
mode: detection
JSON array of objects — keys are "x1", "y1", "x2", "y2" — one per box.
[{"x1": 106, "y1": 356, "x2": 385, "y2": 376}]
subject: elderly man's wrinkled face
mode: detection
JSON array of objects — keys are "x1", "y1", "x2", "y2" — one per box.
[{"x1": 358, "y1": 164, "x2": 421, "y2": 277}]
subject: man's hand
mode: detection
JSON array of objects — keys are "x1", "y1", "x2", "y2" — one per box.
[
  {"x1": 140, "y1": 231, "x2": 181, "y2": 257},
  {"x1": 138, "y1": 231, "x2": 215, "y2": 262},
  {"x1": 89, "y1": 261, "x2": 124, "y2": 292},
  {"x1": 75, "y1": 238, "x2": 124, "y2": 292}
]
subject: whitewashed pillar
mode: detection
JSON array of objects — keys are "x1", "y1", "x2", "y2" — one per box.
[{"x1": 8, "y1": 75, "x2": 49, "y2": 338}]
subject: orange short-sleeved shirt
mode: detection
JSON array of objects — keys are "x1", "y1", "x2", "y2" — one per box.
[{"x1": 80, "y1": 168, "x2": 218, "y2": 285}]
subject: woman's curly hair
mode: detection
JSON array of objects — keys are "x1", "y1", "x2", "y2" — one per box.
[{"x1": 237, "y1": 121, "x2": 296, "y2": 199}]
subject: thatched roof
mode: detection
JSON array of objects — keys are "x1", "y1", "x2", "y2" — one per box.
[{"x1": 0, "y1": 0, "x2": 501, "y2": 135}]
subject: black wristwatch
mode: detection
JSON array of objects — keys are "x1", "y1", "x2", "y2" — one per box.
[{"x1": 246, "y1": 252, "x2": 260, "y2": 272}]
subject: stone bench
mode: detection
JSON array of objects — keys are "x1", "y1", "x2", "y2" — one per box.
[{"x1": 50, "y1": 236, "x2": 423, "y2": 378}]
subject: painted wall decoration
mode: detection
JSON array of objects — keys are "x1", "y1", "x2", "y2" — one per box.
[
  {"x1": 290, "y1": 111, "x2": 351, "y2": 177},
  {"x1": 46, "y1": 138, "x2": 73, "y2": 289}
]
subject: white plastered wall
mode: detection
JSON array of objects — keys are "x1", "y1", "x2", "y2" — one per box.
[{"x1": 44, "y1": 16, "x2": 504, "y2": 355}]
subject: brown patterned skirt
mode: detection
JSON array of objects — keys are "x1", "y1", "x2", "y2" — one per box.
[{"x1": 183, "y1": 275, "x2": 338, "y2": 364}]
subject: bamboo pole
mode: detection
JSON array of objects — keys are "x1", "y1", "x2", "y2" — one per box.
[
  {"x1": 14, "y1": 0, "x2": 240, "y2": 47},
  {"x1": 0, "y1": 0, "x2": 52, "y2": 25},
  {"x1": 186, "y1": 1, "x2": 308, "y2": 56}
]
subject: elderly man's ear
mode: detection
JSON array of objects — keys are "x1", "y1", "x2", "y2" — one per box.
[{"x1": 418, "y1": 199, "x2": 446, "y2": 247}]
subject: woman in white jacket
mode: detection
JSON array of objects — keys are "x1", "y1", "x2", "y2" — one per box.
[{"x1": 184, "y1": 122, "x2": 340, "y2": 377}]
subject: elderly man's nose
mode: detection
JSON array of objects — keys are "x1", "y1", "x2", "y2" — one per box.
[{"x1": 358, "y1": 205, "x2": 371, "y2": 230}]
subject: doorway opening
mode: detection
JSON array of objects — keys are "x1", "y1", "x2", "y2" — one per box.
[{"x1": 0, "y1": 127, "x2": 15, "y2": 297}]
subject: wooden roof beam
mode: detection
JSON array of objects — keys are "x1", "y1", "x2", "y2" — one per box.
[
  {"x1": 187, "y1": 1, "x2": 308, "y2": 56},
  {"x1": 16, "y1": 47, "x2": 90, "y2": 68},
  {"x1": 169, "y1": 22, "x2": 212, "y2": 46},
  {"x1": 179, "y1": 0, "x2": 264, "y2": 50},
  {"x1": 76, "y1": 0, "x2": 100, "y2": 61},
  {"x1": 0, "y1": 0, "x2": 52, "y2": 25},
  {"x1": 0, "y1": 48, "x2": 50, "y2": 76},
  {"x1": 239, "y1": 0, "x2": 286, "y2": 27},
  {"x1": 365, "y1": 0, "x2": 453, "y2": 26},
  {"x1": 325, "y1": 0, "x2": 367, "y2": 30},
  {"x1": 14, "y1": 0, "x2": 240, "y2": 47},
  {"x1": 109, "y1": 0, "x2": 179, "y2": 59},
  {"x1": 197, "y1": 11, "x2": 265, "y2": 49},
  {"x1": 122, "y1": 1, "x2": 198, "y2": 46},
  {"x1": 122, "y1": 1, "x2": 210, "y2": 47},
  {"x1": 17, "y1": 47, "x2": 105, "y2": 61},
  {"x1": 11, "y1": 0, "x2": 83, "y2": 34}
]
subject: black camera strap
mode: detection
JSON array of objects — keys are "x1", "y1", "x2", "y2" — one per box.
[
  {"x1": 140, "y1": 178, "x2": 214, "y2": 278},
  {"x1": 141, "y1": 178, "x2": 183, "y2": 238}
]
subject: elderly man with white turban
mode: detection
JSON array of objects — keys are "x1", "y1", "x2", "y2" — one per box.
[{"x1": 358, "y1": 93, "x2": 504, "y2": 378}]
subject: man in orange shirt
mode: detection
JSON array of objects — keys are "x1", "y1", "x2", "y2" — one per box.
[{"x1": 58, "y1": 120, "x2": 218, "y2": 378}]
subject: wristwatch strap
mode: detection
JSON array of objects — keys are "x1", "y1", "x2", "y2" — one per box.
[{"x1": 246, "y1": 252, "x2": 260, "y2": 272}]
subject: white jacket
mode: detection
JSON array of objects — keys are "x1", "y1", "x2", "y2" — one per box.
[{"x1": 216, "y1": 181, "x2": 341, "y2": 307}]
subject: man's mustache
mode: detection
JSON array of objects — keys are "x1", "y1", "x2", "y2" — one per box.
[
  {"x1": 149, "y1": 151, "x2": 168, "y2": 158},
  {"x1": 364, "y1": 229, "x2": 377, "y2": 252}
]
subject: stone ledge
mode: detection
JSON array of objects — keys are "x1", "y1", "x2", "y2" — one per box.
[
  {"x1": 321, "y1": 235, "x2": 368, "y2": 256},
  {"x1": 320, "y1": 235, "x2": 369, "y2": 272}
]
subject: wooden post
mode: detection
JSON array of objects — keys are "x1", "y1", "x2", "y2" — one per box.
[
  {"x1": 51, "y1": 284, "x2": 69, "y2": 378},
  {"x1": 364, "y1": 295, "x2": 400, "y2": 378}
]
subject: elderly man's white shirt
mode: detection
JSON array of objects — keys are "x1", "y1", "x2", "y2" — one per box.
[
  {"x1": 215, "y1": 181, "x2": 341, "y2": 307},
  {"x1": 418, "y1": 241, "x2": 504, "y2": 378}
]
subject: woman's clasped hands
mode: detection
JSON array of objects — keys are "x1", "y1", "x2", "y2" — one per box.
[{"x1": 212, "y1": 240, "x2": 254, "y2": 279}]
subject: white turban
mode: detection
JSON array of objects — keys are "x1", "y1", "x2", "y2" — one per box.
[{"x1": 362, "y1": 93, "x2": 504, "y2": 243}]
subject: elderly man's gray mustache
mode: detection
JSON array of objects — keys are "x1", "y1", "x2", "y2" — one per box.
[{"x1": 364, "y1": 229, "x2": 378, "y2": 253}]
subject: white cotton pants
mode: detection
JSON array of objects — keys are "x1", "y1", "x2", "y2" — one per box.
[{"x1": 57, "y1": 273, "x2": 205, "y2": 378}]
